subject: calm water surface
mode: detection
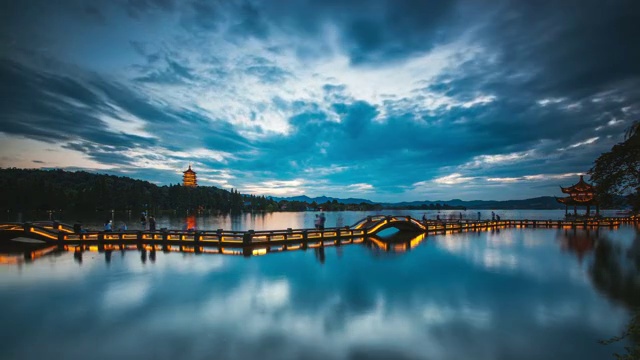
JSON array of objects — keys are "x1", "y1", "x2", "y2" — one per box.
[
  {"x1": 22, "y1": 209, "x2": 626, "y2": 231},
  {"x1": 0, "y1": 211, "x2": 638, "y2": 360}
]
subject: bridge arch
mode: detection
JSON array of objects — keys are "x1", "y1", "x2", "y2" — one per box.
[{"x1": 351, "y1": 215, "x2": 426, "y2": 235}]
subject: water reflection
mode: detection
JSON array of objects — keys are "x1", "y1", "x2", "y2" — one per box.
[
  {"x1": 13, "y1": 209, "x2": 626, "y2": 232},
  {"x1": 558, "y1": 228, "x2": 598, "y2": 263},
  {"x1": 587, "y1": 224, "x2": 640, "y2": 353},
  {"x1": 0, "y1": 226, "x2": 638, "y2": 359},
  {"x1": 588, "y1": 225, "x2": 640, "y2": 308},
  {"x1": 185, "y1": 214, "x2": 197, "y2": 231}
]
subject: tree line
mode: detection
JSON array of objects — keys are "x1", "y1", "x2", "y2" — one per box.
[{"x1": 0, "y1": 168, "x2": 275, "y2": 213}]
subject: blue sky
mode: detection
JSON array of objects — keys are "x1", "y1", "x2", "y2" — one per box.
[{"x1": 0, "y1": 0, "x2": 639, "y2": 201}]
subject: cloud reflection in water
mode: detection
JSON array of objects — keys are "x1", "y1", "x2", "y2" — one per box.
[{"x1": 0, "y1": 227, "x2": 636, "y2": 359}]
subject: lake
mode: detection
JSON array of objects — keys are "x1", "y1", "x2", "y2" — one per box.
[
  {"x1": 0, "y1": 211, "x2": 638, "y2": 360},
  {"x1": 13, "y1": 208, "x2": 626, "y2": 231}
]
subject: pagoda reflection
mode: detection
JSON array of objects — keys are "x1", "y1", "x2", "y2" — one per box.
[{"x1": 557, "y1": 228, "x2": 598, "y2": 263}]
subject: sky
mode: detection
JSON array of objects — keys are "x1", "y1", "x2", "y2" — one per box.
[{"x1": 0, "y1": 0, "x2": 639, "y2": 202}]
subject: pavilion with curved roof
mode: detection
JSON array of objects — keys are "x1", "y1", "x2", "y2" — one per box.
[{"x1": 555, "y1": 175, "x2": 599, "y2": 217}]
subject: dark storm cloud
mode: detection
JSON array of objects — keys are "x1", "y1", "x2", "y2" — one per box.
[
  {"x1": 0, "y1": 59, "x2": 196, "y2": 160},
  {"x1": 122, "y1": 0, "x2": 177, "y2": 18},
  {"x1": 82, "y1": 4, "x2": 108, "y2": 24},
  {"x1": 135, "y1": 57, "x2": 197, "y2": 84},
  {"x1": 446, "y1": 0, "x2": 640, "y2": 129},
  {"x1": 62, "y1": 142, "x2": 135, "y2": 166},
  {"x1": 0, "y1": 55, "x2": 255, "y2": 179},
  {"x1": 232, "y1": 102, "x2": 486, "y2": 189},
  {"x1": 480, "y1": 0, "x2": 640, "y2": 97},
  {"x1": 0, "y1": 58, "x2": 150, "y2": 147},
  {"x1": 2, "y1": 0, "x2": 640, "y2": 199},
  {"x1": 334, "y1": 101, "x2": 378, "y2": 139},
  {"x1": 111, "y1": 0, "x2": 459, "y2": 64}
]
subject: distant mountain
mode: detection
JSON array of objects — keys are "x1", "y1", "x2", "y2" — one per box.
[
  {"x1": 385, "y1": 196, "x2": 566, "y2": 210},
  {"x1": 269, "y1": 195, "x2": 375, "y2": 205},
  {"x1": 272, "y1": 195, "x2": 567, "y2": 209}
]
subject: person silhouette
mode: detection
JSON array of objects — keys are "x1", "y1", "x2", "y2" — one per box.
[{"x1": 104, "y1": 220, "x2": 112, "y2": 232}]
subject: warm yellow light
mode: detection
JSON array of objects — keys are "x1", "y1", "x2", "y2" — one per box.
[
  {"x1": 30, "y1": 228, "x2": 56, "y2": 240},
  {"x1": 252, "y1": 248, "x2": 267, "y2": 256},
  {"x1": 368, "y1": 237, "x2": 389, "y2": 251}
]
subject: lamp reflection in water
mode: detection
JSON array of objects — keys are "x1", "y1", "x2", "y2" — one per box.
[
  {"x1": 367, "y1": 231, "x2": 427, "y2": 253},
  {"x1": 0, "y1": 245, "x2": 58, "y2": 264},
  {"x1": 186, "y1": 214, "x2": 197, "y2": 231},
  {"x1": 1, "y1": 232, "x2": 428, "y2": 267}
]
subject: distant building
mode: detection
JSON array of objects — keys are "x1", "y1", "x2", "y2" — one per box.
[
  {"x1": 555, "y1": 175, "x2": 599, "y2": 216},
  {"x1": 183, "y1": 165, "x2": 197, "y2": 187}
]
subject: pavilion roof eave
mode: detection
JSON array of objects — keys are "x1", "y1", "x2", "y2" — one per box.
[
  {"x1": 561, "y1": 175, "x2": 596, "y2": 193},
  {"x1": 555, "y1": 196, "x2": 599, "y2": 206}
]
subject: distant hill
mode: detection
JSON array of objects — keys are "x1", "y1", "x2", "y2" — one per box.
[
  {"x1": 273, "y1": 195, "x2": 568, "y2": 209},
  {"x1": 385, "y1": 196, "x2": 565, "y2": 210},
  {"x1": 269, "y1": 195, "x2": 375, "y2": 205}
]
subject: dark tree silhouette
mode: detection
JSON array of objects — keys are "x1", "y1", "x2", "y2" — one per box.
[
  {"x1": 591, "y1": 225, "x2": 640, "y2": 359},
  {"x1": 0, "y1": 168, "x2": 278, "y2": 214},
  {"x1": 590, "y1": 121, "x2": 640, "y2": 212}
]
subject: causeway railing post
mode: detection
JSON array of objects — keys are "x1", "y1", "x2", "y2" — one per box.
[
  {"x1": 136, "y1": 231, "x2": 143, "y2": 251},
  {"x1": 216, "y1": 229, "x2": 223, "y2": 244},
  {"x1": 243, "y1": 230, "x2": 254, "y2": 246},
  {"x1": 97, "y1": 232, "x2": 105, "y2": 252},
  {"x1": 23, "y1": 222, "x2": 32, "y2": 237},
  {"x1": 162, "y1": 230, "x2": 169, "y2": 252},
  {"x1": 57, "y1": 231, "x2": 65, "y2": 250},
  {"x1": 194, "y1": 231, "x2": 201, "y2": 254}
]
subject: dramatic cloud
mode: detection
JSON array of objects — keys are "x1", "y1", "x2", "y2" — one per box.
[{"x1": 1, "y1": 0, "x2": 639, "y2": 201}]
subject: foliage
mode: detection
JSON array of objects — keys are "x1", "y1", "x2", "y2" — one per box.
[
  {"x1": 0, "y1": 168, "x2": 276, "y2": 213},
  {"x1": 599, "y1": 310, "x2": 640, "y2": 360},
  {"x1": 592, "y1": 228, "x2": 640, "y2": 359},
  {"x1": 590, "y1": 122, "x2": 640, "y2": 211}
]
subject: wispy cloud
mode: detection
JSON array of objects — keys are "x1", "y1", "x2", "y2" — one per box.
[
  {"x1": 461, "y1": 151, "x2": 534, "y2": 169},
  {"x1": 430, "y1": 173, "x2": 476, "y2": 186},
  {"x1": 346, "y1": 183, "x2": 374, "y2": 192},
  {"x1": 558, "y1": 137, "x2": 599, "y2": 151}
]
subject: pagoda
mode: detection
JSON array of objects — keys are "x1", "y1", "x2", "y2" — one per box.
[
  {"x1": 182, "y1": 164, "x2": 197, "y2": 187},
  {"x1": 555, "y1": 175, "x2": 599, "y2": 217}
]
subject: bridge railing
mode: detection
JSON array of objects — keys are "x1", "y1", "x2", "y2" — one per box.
[{"x1": 1, "y1": 216, "x2": 637, "y2": 248}]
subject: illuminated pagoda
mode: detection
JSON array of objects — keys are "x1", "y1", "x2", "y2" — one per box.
[
  {"x1": 182, "y1": 164, "x2": 197, "y2": 187},
  {"x1": 555, "y1": 175, "x2": 599, "y2": 217}
]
